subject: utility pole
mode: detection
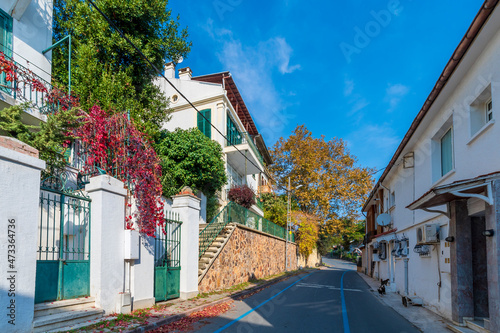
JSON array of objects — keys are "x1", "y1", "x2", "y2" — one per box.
[{"x1": 285, "y1": 177, "x2": 291, "y2": 271}]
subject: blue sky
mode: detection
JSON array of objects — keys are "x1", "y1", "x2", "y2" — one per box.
[{"x1": 168, "y1": 0, "x2": 484, "y2": 174}]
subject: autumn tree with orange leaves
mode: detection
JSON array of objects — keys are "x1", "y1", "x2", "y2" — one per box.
[{"x1": 270, "y1": 125, "x2": 374, "y2": 252}]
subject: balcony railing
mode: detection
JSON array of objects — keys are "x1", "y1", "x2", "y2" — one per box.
[
  {"x1": 225, "y1": 131, "x2": 264, "y2": 164},
  {"x1": 0, "y1": 52, "x2": 57, "y2": 114}
]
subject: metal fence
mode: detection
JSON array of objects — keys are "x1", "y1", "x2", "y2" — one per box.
[{"x1": 199, "y1": 201, "x2": 294, "y2": 258}]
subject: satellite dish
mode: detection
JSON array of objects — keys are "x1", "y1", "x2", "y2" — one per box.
[
  {"x1": 376, "y1": 213, "x2": 391, "y2": 226},
  {"x1": 176, "y1": 56, "x2": 184, "y2": 64}
]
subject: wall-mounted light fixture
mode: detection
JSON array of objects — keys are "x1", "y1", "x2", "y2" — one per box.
[
  {"x1": 445, "y1": 236, "x2": 455, "y2": 242},
  {"x1": 482, "y1": 229, "x2": 495, "y2": 237}
]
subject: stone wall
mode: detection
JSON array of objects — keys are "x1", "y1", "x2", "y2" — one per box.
[
  {"x1": 298, "y1": 247, "x2": 322, "y2": 268},
  {"x1": 199, "y1": 224, "x2": 298, "y2": 293}
]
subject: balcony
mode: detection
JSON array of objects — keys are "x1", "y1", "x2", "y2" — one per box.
[
  {"x1": 0, "y1": 52, "x2": 55, "y2": 124},
  {"x1": 224, "y1": 131, "x2": 264, "y2": 176},
  {"x1": 258, "y1": 184, "x2": 273, "y2": 194}
]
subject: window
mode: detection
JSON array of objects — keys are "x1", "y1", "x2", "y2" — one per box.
[
  {"x1": 470, "y1": 85, "x2": 493, "y2": 136},
  {"x1": 440, "y1": 128, "x2": 453, "y2": 176},
  {"x1": 0, "y1": 9, "x2": 13, "y2": 94},
  {"x1": 0, "y1": 9, "x2": 12, "y2": 56},
  {"x1": 431, "y1": 116, "x2": 454, "y2": 183},
  {"x1": 226, "y1": 113, "x2": 242, "y2": 145},
  {"x1": 486, "y1": 99, "x2": 493, "y2": 122},
  {"x1": 389, "y1": 191, "x2": 395, "y2": 208},
  {"x1": 197, "y1": 109, "x2": 211, "y2": 139}
]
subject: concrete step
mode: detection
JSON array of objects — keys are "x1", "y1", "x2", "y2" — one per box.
[
  {"x1": 199, "y1": 262, "x2": 207, "y2": 270},
  {"x1": 46, "y1": 315, "x2": 117, "y2": 333},
  {"x1": 34, "y1": 297, "x2": 96, "y2": 317},
  {"x1": 199, "y1": 257, "x2": 210, "y2": 264},
  {"x1": 447, "y1": 324, "x2": 479, "y2": 333},
  {"x1": 33, "y1": 308, "x2": 104, "y2": 333},
  {"x1": 465, "y1": 319, "x2": 490, "y2": 333},
  {"x1": 198, "y1": 269, "x2": 203, "y2": 276},
  {"x1": 202, "y1": 252, "x2": 215, "y2": 259},
  {"x1": 206, "y1": 247, "x2": 218, "y2": 253},
  {"x1": 484, "y1": 319, "x2": 490, "y2": 331}
]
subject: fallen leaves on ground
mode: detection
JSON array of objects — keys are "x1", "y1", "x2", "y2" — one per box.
[{"x1": 151, "y1": 301, "x2": 233, "y2": 332}]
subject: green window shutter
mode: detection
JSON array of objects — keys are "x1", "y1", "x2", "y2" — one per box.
[
  {"x1": 197, "y1": 109, "x2": 211, "y2": 139},
  {"x1": 0, "y1": 9, "x2": 12, "y2": 56},
  {"x1": 440, "y1": 128, "x2": 453, "y2": 176}
]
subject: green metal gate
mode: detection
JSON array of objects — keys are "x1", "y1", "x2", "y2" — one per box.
[
  {"x1": 35, "y1": 175, "x2": 91, "y2": 304},
  {"x1": 154, "y1": 212, "x2": 181, "y2": 302}
]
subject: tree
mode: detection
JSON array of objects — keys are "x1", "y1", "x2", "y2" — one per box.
[
  {"x1": 259, "y1": 192, "x2": 300, "y2": 228},
  {"x1": 154, "y1": 128, "x2": 227, "y2": 198},
  {"x1": 294, "y1": 212, "x2": 319, "y2": 257},
  {"x1": 317, "y1": 219, "x2": 365, "y2": 255},
  {"x1": 270, "y1": 125, "x2": 374, "y2": 230},
  {"x1": 52, "y1": 0, "x2": 191, "y2": 139},
  {"x1": 0, "y1": 104, "x2": 81, "y2": 174}
]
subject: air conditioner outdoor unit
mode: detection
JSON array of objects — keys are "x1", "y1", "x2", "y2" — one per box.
[
  {"x1": 416, "y1": 226, "x2": 425, "y2": 244},
  {"x1": 425, "y1": 224, "x2": 440, "y2": 243},
  {"x1": 416, "y1": 224, "x2": 440, "y2": 244}
]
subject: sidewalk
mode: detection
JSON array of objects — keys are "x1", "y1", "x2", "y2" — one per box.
[{"x1": 357, "y1": 273, "x2": 453, "y2": 333}]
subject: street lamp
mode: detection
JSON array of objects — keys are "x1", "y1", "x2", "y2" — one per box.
[{"x1": 285, "y1": 177, "x2": 303, "y2": 271}]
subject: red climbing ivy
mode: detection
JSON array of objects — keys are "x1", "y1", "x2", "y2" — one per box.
[
  {"x1": 74, "y1": 105, "x2": 164, "y2": 236},
  {"x1": 0, "y1": 52, "x2": 164, "y2": 236}
]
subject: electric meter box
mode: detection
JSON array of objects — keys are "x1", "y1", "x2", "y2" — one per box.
[{"x1": 124, "y1": 229, "x2": 140, "y2": 260}]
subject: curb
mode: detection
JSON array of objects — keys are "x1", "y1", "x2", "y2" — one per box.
[{"x1": 128, "y1": 270, "x2": 313, "y2": 332}]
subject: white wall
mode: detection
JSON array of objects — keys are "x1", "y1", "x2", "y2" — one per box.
[
  {"x1": 0, "y1": 0, "x2": 53, "y2": 82},
  {"x1": 0, "y1": 141, "x2": 45, "y2": 333},
  {"x1": 368, "y1": 14, "x2": 500, "y2": 321}
]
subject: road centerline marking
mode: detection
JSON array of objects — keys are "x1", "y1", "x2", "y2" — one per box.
[
  {"x1": 213, "y1": 272, "x2": 315, "y2": 332},
  {"x1": 341, "y1": 271, "x2": 351, "y2": 333}
]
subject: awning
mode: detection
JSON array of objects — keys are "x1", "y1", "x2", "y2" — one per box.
[{"x1": 407, "y1": 171, "x2": 500, "y2": 211}]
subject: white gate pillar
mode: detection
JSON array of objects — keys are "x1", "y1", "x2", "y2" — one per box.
[
  {"x1": 86, "y1": 175, "x2": 127, "y2": 313},
  {"x1": 172, "y1": 188, "x2": 201, "y2": 299},
  {"x1": 0, "y1": 137, "x2": 45, "y2": 333}
]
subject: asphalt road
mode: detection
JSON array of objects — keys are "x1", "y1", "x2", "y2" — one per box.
[{"x1": 191, "y1": 258, "x2": 420, "y2": 333}]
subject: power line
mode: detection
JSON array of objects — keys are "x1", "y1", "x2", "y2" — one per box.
[
  {"x1": 83, "y1": 0, "x2": 382, "y2": 195},
  {"x1": 84, "y1": 0, "x2": 282, "y2": 189}
]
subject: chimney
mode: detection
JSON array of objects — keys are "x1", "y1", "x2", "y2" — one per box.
[
  {"x1": 164, "y1": 62, "x2": 175, "y2": 79},
  {"x1": 178, "y1": 67, "x2": 192, "y2": 81}
]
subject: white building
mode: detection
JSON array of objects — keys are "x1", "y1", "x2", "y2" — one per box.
[
  {"x1": 363, "y1": 2, "x2": 500, "y2": 332},
  {"x1": 0, "y1": 0, "x2": 53, "y2": 123},
  {"x1": 157, "y1": 65, "x2": 274, "y2": 221}
]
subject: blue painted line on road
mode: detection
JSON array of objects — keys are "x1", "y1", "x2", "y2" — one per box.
[
  {"x1": 213, "y1": 272, "x2": 315, "y2": 333},
  {"x1": 341, "y1": 271, "x2": 351, "y2": 333}
]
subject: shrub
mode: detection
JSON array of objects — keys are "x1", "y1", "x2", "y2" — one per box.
[{"x1": 228, "y1": 184, "x2": 255, "y2": 208}]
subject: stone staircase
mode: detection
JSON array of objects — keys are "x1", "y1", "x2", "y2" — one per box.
[
  {"x1": 447, "y1": 318, "x2": 491, "y2": 333},
  {"x1": 198, "y1": 222, "x2": 236, "y2": 283},
  {"x1": 33, "y1": 297, "x2": 104, "y2": 333}
]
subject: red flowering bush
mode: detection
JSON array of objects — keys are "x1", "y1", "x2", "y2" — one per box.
[
  {"x1": 227, "y1": 184, "x2": 256, "y2": 209},
  {"x1": 74, "y1": 105, "x2": 164, "y2": 236}
]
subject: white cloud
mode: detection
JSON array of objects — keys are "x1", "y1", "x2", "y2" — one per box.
[
  {"x1": 208, "y1": 26, "x2": 300, "y2": 143},
  {"x1": 346, "y1": 123, "x2": 400, "y2": 168},
  {"x1": 349, "y1": 98, "x2": 369, "y2": 116},
  {"x1": 344, "y1": 78, "x2": 354, "y2": 97},
  {"x1": 385, "y1": 83, "x2": 409, "y2": 112}
]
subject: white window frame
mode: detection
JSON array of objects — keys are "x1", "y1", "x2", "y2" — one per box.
[
  {"x1": 486, "y1": 98, "x2": 493, "y2": 123},
  {"x1": 440, "y1": 127, "x2": 453, "y2": 177}
]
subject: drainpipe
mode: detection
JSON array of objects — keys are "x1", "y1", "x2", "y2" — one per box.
[{"x1": 404, "y1": 257, "x2": 409, "y2": 295}]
